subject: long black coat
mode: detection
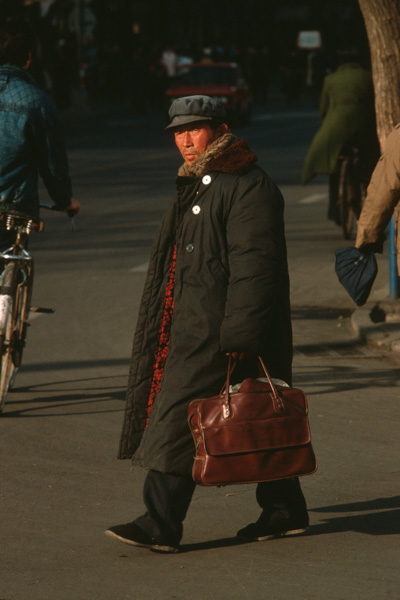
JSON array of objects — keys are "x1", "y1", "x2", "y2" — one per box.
[{"x1": 118, "y1": 140, "x2": 293, "y2": 476}]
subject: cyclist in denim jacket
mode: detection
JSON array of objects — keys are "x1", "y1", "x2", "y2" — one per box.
[{"x1": 0, "y1": 17, "x2": 79, "y2": 248}]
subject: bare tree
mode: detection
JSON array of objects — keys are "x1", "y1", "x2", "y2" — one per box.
[{"x1": 358, "y1": 0, "x2": 400, "y2": 148}]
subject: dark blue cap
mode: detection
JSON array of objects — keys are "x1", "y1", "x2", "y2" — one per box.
[{"x1": 166, "y1": 95, "x2": 227, "y2": 130}]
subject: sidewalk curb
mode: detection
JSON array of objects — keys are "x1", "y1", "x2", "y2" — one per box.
[{"x1": 351, "y1": 303, "x2": 400, "y2": 355}]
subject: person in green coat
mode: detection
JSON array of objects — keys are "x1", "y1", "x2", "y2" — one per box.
[{"x1": 302, "y1": 53, "x2": 380, "y2": 222}]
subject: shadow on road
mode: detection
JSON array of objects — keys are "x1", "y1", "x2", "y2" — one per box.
[
  {"x1": 179, "y1": 536, "x2": 247, "y2": 553},
  {"x1": 309, "y1": 496, "x2": 400, "y2": 536},
  {"x1": 173, "y1": 498, "x2": 400, "y2": 553},
  {"x1": 293, "y1": 363, "x2": 400, "y2": 396},
  {"x1": 312, "y1": 495, "x2": 400, "y2": 513},
  {"x1": 13, "y1": 358, "x2": 130, "y2": 372},
  {"x1": 1, "y1": 372, "x2": 127, "y2": 418}
]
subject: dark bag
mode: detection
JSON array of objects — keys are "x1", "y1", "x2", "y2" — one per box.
[
  {"x1": 335, "y1": 246, "x2": 377, "y2": 306},
  {"x1": 187, "y1": 356, "x2": 317, "y2": 486}
]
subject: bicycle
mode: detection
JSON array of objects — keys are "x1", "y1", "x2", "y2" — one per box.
[
  {"x1": 337, "y1": 146, "x2": 368, "y2": 240},
  {"x1": 0, "y1": 205, "x2": 72, "y2": 414}
]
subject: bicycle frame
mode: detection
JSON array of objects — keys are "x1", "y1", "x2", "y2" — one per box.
[
  {"x1": 0, "y1": 214, "x2": 37, "y2": 292},
  {"x1": 0, "y1": 212, "x2": 41, "y2": 410},
  {"x1": 0, "y1": 206, "x2": 70, "y2": 413}
]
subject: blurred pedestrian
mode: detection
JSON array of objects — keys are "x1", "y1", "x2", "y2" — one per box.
[
  {"x1": 200, "y1": 45, "x2": 214, "y2": 63},
  {"x1": 281, "y1": 48, "x2": 304, "y2": 106},
  {"x1": 302, "y1": 49, "x2": 380, "y2": 222},
  {"x1": 161, "y1": 44, "x2": 177, "y2": 80},
  {"x1": 176, "y1": 45, "x2": 193, "y2": 70},
  {"x1": 255, "y1": 45, "x2": 271, "y2": 104},
  {"x1": 130, "y1": 44, "x2": 150, "y2": 113},
  {"x1": 246, "y1": 45, "x2": 272, "y2": 106},
  {"x1": 243, "y1": 46, "x2": 259, "y2": 100},
  {"x1": 147, "y1": 44, "x2": 167, "y2": 109},
  {"x1": 51, "y1": 34, "x2": 77, "y2": 108}
]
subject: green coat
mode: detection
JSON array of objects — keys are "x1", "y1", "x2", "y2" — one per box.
[
  {"x1": 302, "y1": 63, "x2": 380, "y2": 184},
  {"x1": 118, "y1": 140, "x2": 293, "y2": 476}
]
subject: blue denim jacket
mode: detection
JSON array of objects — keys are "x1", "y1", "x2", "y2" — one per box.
[{"x1": 0, "y1": 65, "x2": 72, "y2": 216}]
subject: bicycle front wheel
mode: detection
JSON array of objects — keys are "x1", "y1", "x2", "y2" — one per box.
[{"x1": 0, "y1": 262, "x2": 32, "y2": 413}]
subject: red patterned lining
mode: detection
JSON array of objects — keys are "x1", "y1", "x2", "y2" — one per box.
[{"x1": 145, "y1": 245, "x2": 177, "y2": 427}]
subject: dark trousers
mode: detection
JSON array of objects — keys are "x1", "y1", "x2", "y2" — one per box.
[
  {"x1": 134, "y1": 470, "x2": 307, "y2": 546},
  {"x1": 134, "y1": 470, "x2": 196, "y2": 547}
]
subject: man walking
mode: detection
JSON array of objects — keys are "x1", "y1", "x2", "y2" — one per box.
[{"x1": 106, "y1": 95, "x2": 308, "y2": 553}]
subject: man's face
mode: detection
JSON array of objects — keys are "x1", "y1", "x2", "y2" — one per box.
[{"x1": 174, "y1": 121, "x2": 225, "y2": 165}]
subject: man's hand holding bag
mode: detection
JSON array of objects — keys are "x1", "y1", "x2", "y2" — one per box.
[{"x1": 187, "y1": 356, "x2": 317, "y2": 486}]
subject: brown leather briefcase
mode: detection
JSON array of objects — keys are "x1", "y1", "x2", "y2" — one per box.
[{"x1": 187, "y1": 356, "x2": 317, "y2": 486}]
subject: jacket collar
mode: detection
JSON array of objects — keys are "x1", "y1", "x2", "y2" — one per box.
[
  {"x1": 206, "y1": 139, "x2": 258, "y2": 175},
  {"x1": 177, "y1": 137, "x2": 257, "y2": 183},
  {"x1": 0, "y1": 65, "x2": 38, "y2": 90}
]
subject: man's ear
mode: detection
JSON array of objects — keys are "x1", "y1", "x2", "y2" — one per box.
[
  {"x1": 23, "y1": 51, "x2": 32, "y2": 70},
  {"x1": 216, "y1": 123, "x2": 229, "y2": 137}
]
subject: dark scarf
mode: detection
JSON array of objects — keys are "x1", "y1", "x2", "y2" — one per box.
[{"x1": 178, "y1": 132, "x2": 258, "y2": 177}]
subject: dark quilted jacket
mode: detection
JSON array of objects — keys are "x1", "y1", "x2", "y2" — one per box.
[{"x1": 118, "y1": 140, "x2": 293, "y2": 476}]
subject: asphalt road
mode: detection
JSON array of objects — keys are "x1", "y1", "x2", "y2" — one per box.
[{"x1": 1, "y1": 96, "x2": 399, "y2": 600}]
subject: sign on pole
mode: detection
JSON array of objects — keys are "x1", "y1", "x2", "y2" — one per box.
[{"x1": 297, "y1": 31, "x2": 322, "y2": 50}]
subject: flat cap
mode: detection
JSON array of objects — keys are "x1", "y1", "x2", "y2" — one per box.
[{"x1": 166, "y1": 95, "x2": 227, "y2": 130}]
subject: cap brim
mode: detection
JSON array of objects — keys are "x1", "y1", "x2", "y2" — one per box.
[{"x1": 165, "y1": 114, "x2": 215, "y2": 130}]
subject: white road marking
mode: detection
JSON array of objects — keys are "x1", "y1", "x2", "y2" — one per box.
[
  {"x1": 299, "y1": 193, "x2": 328, "y2": 205},
  {"x1": 130, "y1": 262, "x2": 149, "y2": 273}
]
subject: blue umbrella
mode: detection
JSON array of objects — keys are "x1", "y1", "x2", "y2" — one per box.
[{"x1": 335, "y1": 247, "x2": 378, "y2": 306}]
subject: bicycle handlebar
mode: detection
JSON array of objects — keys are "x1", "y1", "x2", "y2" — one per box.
[{"x1": 39, "y1": 203, "x2": 76, "y2": 230}]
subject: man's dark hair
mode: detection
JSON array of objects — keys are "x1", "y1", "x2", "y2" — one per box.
[
  {"x1": 336, "y1": 47, "x2": 361, "y2": 67},
  {"x1": 0, "y1": 17, "x2": 35, "y2": 68}
]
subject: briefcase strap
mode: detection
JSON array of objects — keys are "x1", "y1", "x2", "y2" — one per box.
[{"x1": 223, "y1": 356, "x2": 286, "y2": 418}]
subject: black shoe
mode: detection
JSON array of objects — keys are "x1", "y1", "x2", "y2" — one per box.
[
  {"x1": 105, "y1": 522, "x2": 179, "y2": 553},
  {"x1": 237, "y1": 509, "x2": 309, "y2": 542}
]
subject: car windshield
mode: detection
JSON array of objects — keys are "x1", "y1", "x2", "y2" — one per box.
[{"x1": 173, "y1": 66, "x2": 237, "y2": 86}]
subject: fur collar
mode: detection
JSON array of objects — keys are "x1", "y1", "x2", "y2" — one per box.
[{"x1": 178, "y1": 133, "x2": 257, "y2": 177}]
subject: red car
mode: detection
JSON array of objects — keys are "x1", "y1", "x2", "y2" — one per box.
[{"x1": 165, "y1": 62, "x2": 252, "y2": 126}]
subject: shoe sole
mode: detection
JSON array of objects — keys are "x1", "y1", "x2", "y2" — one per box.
[
  {"x1": 105, "y1": 529, "x2": 179, "y2": 553},
  {"x1": 237, "y1": 526, "x2": 308, "y2": 542}
]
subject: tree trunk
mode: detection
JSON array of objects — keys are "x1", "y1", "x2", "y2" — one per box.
[{"x1": 358, "y1": 0, "x2": 400, "y2": 148}]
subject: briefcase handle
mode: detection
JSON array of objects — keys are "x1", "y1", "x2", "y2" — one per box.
[{"x1": 223, "y1": 355, "x2": 285, "y2": 418}]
